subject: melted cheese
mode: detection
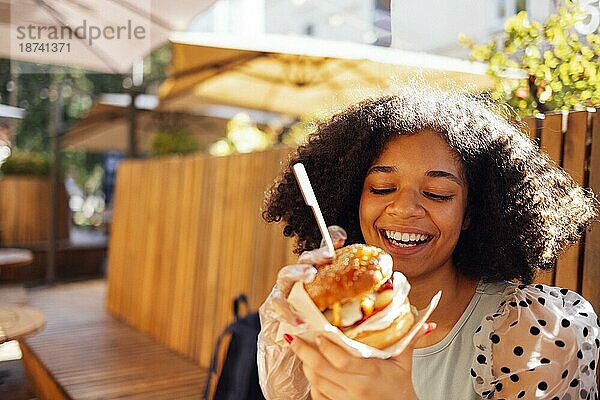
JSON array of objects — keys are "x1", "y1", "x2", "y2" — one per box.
[
  {"x1": 340, "y1": 299, "x2": 363, "y2": 326},
  {"x1": 324, "y1": 272, "x2": 410, "y2": 330},
  {"x1": 331, "y1": 302, "x2": 341, "y2": 326},
  {"x1": 360, "y1": 293, "x2": 376, "y2": 318},
  {"x1": 343, "y1": 272, "x2": 412, "y2": 339},
  {"x1": 374, "y1": 289, "x2": 394, "y2": 309},
  {"x1": 325, "y1": 300, "x2": 362, "y2": 327}
]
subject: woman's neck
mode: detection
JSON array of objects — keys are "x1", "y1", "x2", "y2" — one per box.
[{"x1": 409, "y1": 266, "x2": 479, "y2": 348}]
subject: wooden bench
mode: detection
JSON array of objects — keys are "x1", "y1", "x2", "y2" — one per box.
[
  {"x1": 18, "y1": 149, "x2": 297, "y2": 399},
  {"x1": 19, "y1": 280, "x2": 208, "y2": 399}
]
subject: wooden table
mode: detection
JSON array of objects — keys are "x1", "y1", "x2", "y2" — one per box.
[
  {"x1": 0, "y1": 248, "x2": 33, "y2": 268},
  {"x1": 0, "y1": 304, "x2": 45, "y2": 344}
]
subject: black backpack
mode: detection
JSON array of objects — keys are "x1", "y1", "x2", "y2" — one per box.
[{"x1": 204, "y1": 294, "x2": 266, "y2": 400}]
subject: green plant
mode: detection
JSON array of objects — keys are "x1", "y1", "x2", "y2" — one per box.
[
  {"x1": 149, "y1": 128, "x2": 199, "y2": 157},
  {"x1": 208, "y1": 113, "x2": 275, "y2": 156},
  {"x1": 0, "y1": 149, "x2": 50, "y2": 176},
  {"x1": 280, "y1": 115, "x2": 323, "y2": 147},
  {"x1": 460, "y1": 1, "x2": 600, "y2": 115}
]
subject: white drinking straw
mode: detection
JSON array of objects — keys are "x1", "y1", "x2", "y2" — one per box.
[{"x1": 292, "y1": 163, "x2": 335, "y2": 257}]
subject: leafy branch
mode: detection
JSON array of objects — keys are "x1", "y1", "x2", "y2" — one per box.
[{"x1": 460, "y1": 2, "x2": 600, "y2": 115}]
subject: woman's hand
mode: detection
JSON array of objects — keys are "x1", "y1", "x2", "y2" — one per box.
[
  {"x1": 287, "y1": 323, "x2": 436, "y2": 400},
  {"x1": 257, "y1": 226, "x2": 347, "y2": 400}
]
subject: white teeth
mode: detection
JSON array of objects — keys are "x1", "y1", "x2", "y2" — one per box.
[{"x1": 385, "y1": 230, "x2": 429, "y2": 243}]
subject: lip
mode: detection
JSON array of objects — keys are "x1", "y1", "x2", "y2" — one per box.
[{"x1": 377, "y1": 227, "x2": 434, "y2": 256}]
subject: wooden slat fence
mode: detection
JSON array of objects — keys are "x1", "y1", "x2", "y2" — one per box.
[
  {"x1": 0, "y1": 176, "x2": 69, "y2": 245},
  {"x1": 107, "y1": 110, "x2": 600, "y2": 370},
  {"x1": 521, "y1": 110, "x2": 600, "y2": 313},
  {"x1": 106, "y1": 147, "x2": 296, "y2": 368}
]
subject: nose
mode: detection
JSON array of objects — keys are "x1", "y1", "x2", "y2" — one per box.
[{"x1": 385, "y1": 189, "x2": 426, "y2": 219}]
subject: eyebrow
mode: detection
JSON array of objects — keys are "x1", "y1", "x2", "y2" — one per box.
[
  {"x1": 367, "y1": 165, "x2": 397, "y2": 174},
  {"x1": 426, "y1": 170, "x2": 464, "y2": 186},
  {"x1": 367, "y1": 165, "x2": 464, "y2": 186}
]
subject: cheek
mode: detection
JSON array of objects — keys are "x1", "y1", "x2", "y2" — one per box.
[{"x1": 438, "y1": 202, "x2": 468, "y2": 238}]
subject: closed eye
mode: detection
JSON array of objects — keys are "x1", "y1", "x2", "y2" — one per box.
[
  {"x1": 424, "y1": 192, "x2": 454, "y2": 201},
  {"x1": 369, "y1": 187, "x2": 395, "y2": 195}
]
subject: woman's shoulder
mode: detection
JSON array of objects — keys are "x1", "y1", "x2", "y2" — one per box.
[
  {"x1": 479, "y1": 280, "x2": 598, "y2": 317},
  {"x1": 475, "y1": 281, "x2": 599, "y2": 349},
  {"x1": 470, "y1": 282, "x2": 600, "y2": 398}
]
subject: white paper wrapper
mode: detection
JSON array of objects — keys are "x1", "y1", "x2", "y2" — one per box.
[{"x1": 276, "y1": 271, "x2": 441, "y2": 359}]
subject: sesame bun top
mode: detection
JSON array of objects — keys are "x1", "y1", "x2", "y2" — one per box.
[{"x1": 304, "y1": 244, "x2": 393, "y2": 310}]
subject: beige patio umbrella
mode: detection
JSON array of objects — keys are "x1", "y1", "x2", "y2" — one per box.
[
  {"x1": 0, "y1": 0, "x2": 217, "y2": 284},
  {"x1": 159, "y1": 32, "x2": 496, "y2": 117},
  {"x1": 60, "y1": 94, "x2": 282, "y2": 153},
  {"x1": 0, "y1": 0, "x2": 217, "y2": 74}
]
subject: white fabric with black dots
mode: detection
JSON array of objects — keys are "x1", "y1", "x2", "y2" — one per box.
[{"x1": 471, "y1": 284, "x2": 600, "y2": 400}]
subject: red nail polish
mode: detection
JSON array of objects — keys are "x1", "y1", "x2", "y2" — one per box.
[
  {"x1": 295, "y1": 318, "x2": 304, "y2": 326},
  {"x1": 284, "y1": 333, "x2": 294, "y2": 344},
  {"x1": 424, "y1": 323, "x2": 435, "y2": 335}
]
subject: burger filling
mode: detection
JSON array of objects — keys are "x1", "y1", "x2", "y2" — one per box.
[{"x1": 323, "y1": 278, "x2": 394, "y2": 329}]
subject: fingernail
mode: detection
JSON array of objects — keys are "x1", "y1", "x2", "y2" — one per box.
[
  {"x1": 284, "y1": 333, "x2": 294, "y2": 344},
  {"x1": 315, "y1": 336, "x2": 322, "y2": 347},
  {"x1": 424, "y1": 323, "x2": 435, "y2": 335},
  {"x1": 295, "y1": 318, "x2": 304, "y2": 326}
]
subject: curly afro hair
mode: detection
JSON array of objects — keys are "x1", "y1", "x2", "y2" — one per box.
[{"x1": 263, "y1": 87, "x2": 597, "y2": 284}]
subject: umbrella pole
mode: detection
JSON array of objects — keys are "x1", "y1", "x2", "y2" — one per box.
[
  {"x1": 47, "y1": 80, "x2": 64, "y2": 284},
  {"x1": 48, "y1": 126, "x2": 58, "y2": 284},
  {"x1": 128, "y1": 90, "x2": 139, "y2": 158}
]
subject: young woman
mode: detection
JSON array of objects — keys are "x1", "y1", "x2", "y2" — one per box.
[{"x1": 257, "y1": 88, "x2": 599, "y2": 400}]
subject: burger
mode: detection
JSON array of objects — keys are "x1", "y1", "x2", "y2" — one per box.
[{"x1": 304, "y1": 243, "x2": 417, "y2": 349}]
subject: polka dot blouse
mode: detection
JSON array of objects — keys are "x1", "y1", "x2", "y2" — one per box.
[{"x1": 471, "y1": 284, "x2": 599, "y2": 399}]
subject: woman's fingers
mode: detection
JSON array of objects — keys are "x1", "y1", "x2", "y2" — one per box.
[
  {"x1": 304, "y1": 365, "x2": 345, "y2": 400},
  {"x1": 329, "y1": 225, "x2": 347, "y2": 249},
  {"x1": 299, "y1": 226, "x2": 348, "y2": 265},
  {"x1": 320, "y1": 225, "x2": 347, "y2": 250},
  {"x1": 288, "y1": 335, "x2": 326, "y2": 367},
  {"x1": 298, "y1": 247, "x2": 335, "y2": 265},
  {"x1": 411, "y1": 322, "x2": 436, "y2": 346},
  {"x1": 276, "y1": 263, "x2": 317, "y2": 296},
  {"x1": 289, "y1": 336, "x2": 348, "y2": 397},
  {"x1": 310, "y1": 386, "x2": 334, "y2": 400},
  {"x1": 314, "y1": 336, "x2": 373, "y2": 375},
  {"x1": 290, "y1": 335, "x2": 372, "y2": 378},
  {"x1": 269, "y1": 295, "x2": 304, "y2": 326}
]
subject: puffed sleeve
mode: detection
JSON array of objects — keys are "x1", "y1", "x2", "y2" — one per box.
[{"x1": 471, "y1": 284, "x2": 600, "y2": 399}]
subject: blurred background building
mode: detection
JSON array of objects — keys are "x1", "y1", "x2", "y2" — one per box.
[
  {"x1": 391, "y1": 0, "x2": 556, "y2": 57},
  {"x1": 1, "y1": 0, "x2": 598, "y2": 271},
  {"x1": 188, "y1": 0, "x2": 562, "y2": 56}
]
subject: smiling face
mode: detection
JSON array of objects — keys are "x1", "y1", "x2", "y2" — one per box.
[{"x1": 359, "y1": 129, "x2": 469, "y2": 281}]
